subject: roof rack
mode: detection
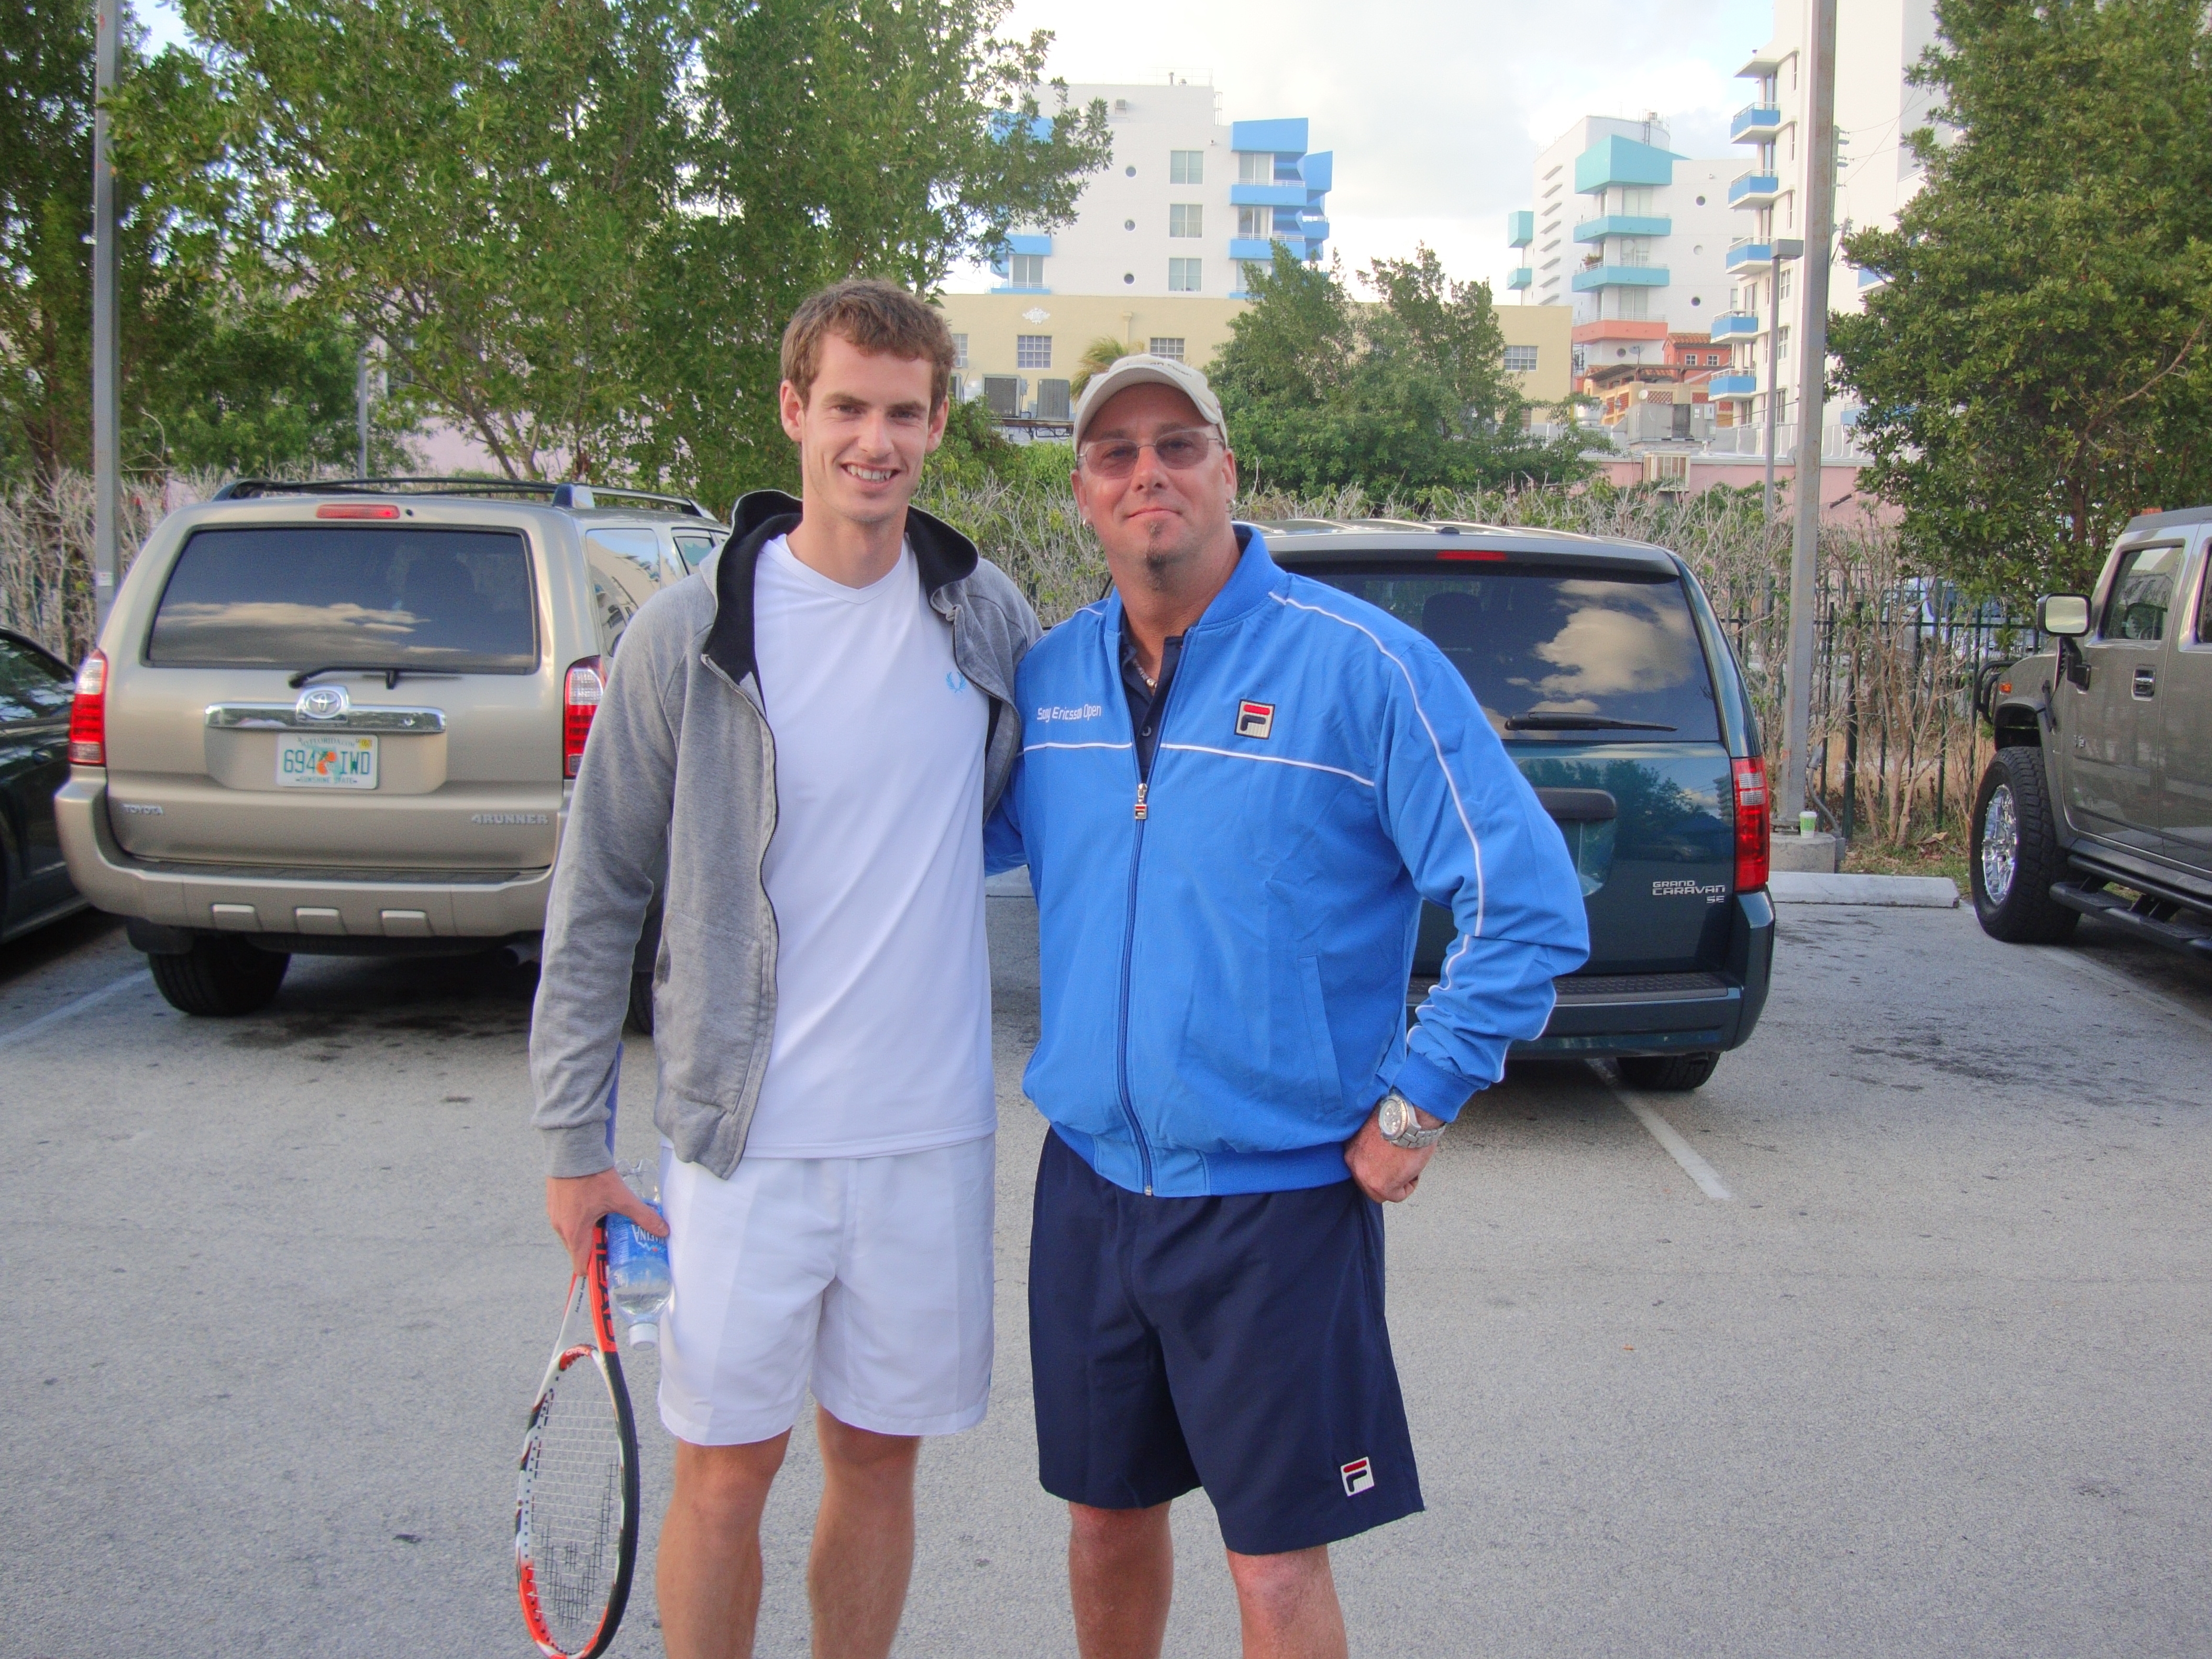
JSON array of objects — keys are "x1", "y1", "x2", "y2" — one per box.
[{"x1": 211, "y1": 477, "x2": 716, "y2": 519}]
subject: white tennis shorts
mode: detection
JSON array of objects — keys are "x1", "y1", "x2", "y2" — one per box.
[{"x1": 656, "y1": 1134, "x2": 996, "y2": 1445}]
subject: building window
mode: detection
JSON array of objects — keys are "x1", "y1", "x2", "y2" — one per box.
[
  {"x1": 1236, "y1": 205, "x2": 1269, "y2": 238},
  {"x1": 1236, "y1": 150, "x2": 1271, "y2": 184},
  {"x1": 1169, "y1": 258, "x2": 1202, "y2": 292},
  {"x1": 1008, "y1": 253, "x2": 1045, "y2": 287},
  {"x1": 1016, "y1": 334, "x2": 1052, "y2": 369},
  {"x1": 952, "y1": 334, "x2": 969, "y2": 369},
  {"x1": 1169, "y1": 150, "x2": 1203, "y2": 184},
  {"x1": 1503, "y1": 345, "x2": 1539, "y2": 373},
  {"x1": 1779, "y1": 268, "x2": 1792, "y2": 301},
  {"x1": 1169, "y1": 204, "x2": 1203, "y2": 239},
  {"x1": 1148, "y1": 337, "x2": 1186, "y2": 361}
]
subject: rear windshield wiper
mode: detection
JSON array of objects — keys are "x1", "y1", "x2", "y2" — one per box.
[
  {"x1": 289, "y1": 664, "x2": 412, "y2": 690},
  {"x1": 1502, "y1": 713, "x2": 1678, "y2": 732}
]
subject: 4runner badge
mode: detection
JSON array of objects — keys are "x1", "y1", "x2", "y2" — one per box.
[{"x1": 1235, "y1": 700, "x2": 1275, "y2": 739}]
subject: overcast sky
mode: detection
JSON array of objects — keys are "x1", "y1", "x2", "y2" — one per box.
[
  {"x1": 143, "y1": 0, "x2": 1778, "y2": 301},
  {"x1": 957, "y1": 0, "x2": 1779, "y2": 295}
]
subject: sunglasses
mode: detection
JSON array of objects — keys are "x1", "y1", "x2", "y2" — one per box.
[{"x1": 1077, "y1": 428, "x2": 1222, "y2": 480}]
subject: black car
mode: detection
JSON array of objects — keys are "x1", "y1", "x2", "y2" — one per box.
[
  {"x1": 1263, "y1": 519, "x2": 1774, "y2": 1090},
  {"x1": 0, "y1": 627, "x2": 84, "y2": 942}
]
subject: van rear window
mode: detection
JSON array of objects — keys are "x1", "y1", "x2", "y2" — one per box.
[
  {"x1": 148, "y1": 526, "x2": 537, "y2": 672},
  {"x1": 1306, "y1": 566, "x2": 1720, "y2": 742}
]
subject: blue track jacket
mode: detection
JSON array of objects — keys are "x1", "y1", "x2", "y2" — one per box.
[{"x1": 987, "y1": 527, "x2": 1590, "y2": 1198}]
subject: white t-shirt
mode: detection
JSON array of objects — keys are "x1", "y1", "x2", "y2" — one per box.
[{"x1": 740, "y1": 534, "x2": 993, "y2": 1158}]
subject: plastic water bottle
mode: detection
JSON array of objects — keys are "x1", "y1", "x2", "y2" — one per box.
[{"x1": 604, "y1": 1158, "x2": 670, "y2": 1347}]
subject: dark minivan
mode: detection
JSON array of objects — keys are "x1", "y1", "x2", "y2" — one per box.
[{"x1": 1264, "y1": 518, "x2": 1774, "y2": 1090}]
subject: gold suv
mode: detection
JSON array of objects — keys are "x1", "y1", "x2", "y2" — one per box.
[{"x1": 57, "y1": 478, "x2": 725, "y2": 1015}]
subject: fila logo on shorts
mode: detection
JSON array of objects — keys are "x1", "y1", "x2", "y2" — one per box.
[
  {"x1": 1235, "y1": 700, "x2": 1275, "y2": 739},
  {"x1": 1340, "y1": 1456, "x2": 1375, "y2": 1497}
]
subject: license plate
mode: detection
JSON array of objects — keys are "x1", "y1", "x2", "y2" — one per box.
[{"x1": 276, "y1": 733, "x2": 378, "y2": 789}]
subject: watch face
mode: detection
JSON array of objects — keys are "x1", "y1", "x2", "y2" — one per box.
[{"x1": 1381, "y1": 1096, "x2": 1405, "y2": 1136}]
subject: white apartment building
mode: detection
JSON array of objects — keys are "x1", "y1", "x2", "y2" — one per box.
[
  {"x1": 1506, "y1": 116, "x2": 1738, "y2": 382},
  {"x1": 1710, "y1": 0, "x2": 1938, "y2": 437},
  {"x1": 992, "y1": 81, "x2": 1331, "y2": 302}
]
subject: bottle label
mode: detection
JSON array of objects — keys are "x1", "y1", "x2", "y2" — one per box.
[{"x1": 606, "y1": 1205, "x2": 669, "y2": 1273}]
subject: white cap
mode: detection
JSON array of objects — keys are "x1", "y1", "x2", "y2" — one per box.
[
  {"x1": 625, "y1": 1318, "x2": 660, "y2": 1348},
  {"x1": 1071, "y1": 353, "x2": 1226, "y2": 450}
]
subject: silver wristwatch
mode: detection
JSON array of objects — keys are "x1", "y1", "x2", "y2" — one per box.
[{"x1": 1376, "y1": 1090, "x2": 1447, "y2": 1151}]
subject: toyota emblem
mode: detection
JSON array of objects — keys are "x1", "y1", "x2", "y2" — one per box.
[{"x1": 296, "y1": 684, "x2": 350, "y2": 722}]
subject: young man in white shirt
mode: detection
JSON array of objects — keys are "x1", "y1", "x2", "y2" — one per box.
[{"x1": 530, "y1": 281, "x2": 1040, "y2": 1659}]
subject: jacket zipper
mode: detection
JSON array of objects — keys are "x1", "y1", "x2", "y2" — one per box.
[{"x1": 1113, "y1": 643, "x2": 1182, "y2": 1196}]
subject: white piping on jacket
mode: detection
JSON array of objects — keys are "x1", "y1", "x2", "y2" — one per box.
[
  {"x1": 1023, "y1": 739, "x2": 1135, "y2": 755},
  {"x1": 1269, "y1": 591, "x2": 1488, "y2": 938},
  {"x1": 1158, "y1": 742, "x2": 1376, "y2": 789}
]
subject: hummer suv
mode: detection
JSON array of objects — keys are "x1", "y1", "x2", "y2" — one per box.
[
  {"x1": 1972, "y1": 506, "x2": 2212, "y2": 958},
  {"x1": 57, "y1": 478, "x2": 726, "y2": 1015}
]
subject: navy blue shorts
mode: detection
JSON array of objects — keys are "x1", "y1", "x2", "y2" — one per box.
[{"x1": 1028, "y1": 1129, "x2": 1423, "y2": 1556}]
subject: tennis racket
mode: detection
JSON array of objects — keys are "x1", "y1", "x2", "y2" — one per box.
[{"x1": 515, "y1": 1219, "x2": 640, "y2": 1658}]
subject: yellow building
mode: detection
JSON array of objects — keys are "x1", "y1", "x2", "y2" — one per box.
[
  {"x1": 933, "y1": 292, "x2": 1249, "y2": 421},
  {"x1": 1497, "y1": 304, "x2": 1573, "y2": 410},
  {"x1": 933, "y1": 290, "x2": 1573, "y2": 421}
]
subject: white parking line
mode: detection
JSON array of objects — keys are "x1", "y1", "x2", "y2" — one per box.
[
  {"x1": 1607, "y1": 1081, "x2": 1734, "y2": 1201},
  {"x1": 0, "y1": 971, "x2": 147, "y2": 1054},
  {"x1": 2044, "y1": 947, "x2": 2212, "y2": 1039}
]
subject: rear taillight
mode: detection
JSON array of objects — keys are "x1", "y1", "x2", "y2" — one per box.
[
  {"x1": 1731, "y1": 756, "x2": 1769, "y2": 891},
  {"x1": 563, "y1": 657, "x2": 604, "y2": 779},
  {"x1": 68, "y1": 650, "x2": 108, "y2": 766}
]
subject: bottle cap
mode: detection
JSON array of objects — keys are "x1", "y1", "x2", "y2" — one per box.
[{"x1": 626, "y1": 1318, "x2": 660, "y2": 1348}]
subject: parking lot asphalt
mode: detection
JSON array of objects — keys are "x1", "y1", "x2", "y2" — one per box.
[{"x1": 4, "y1": 895, "x2": 2209, "y2": 1658}]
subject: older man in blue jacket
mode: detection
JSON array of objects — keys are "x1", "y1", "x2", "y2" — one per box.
[{"x1": 987, "y1": 355, "x2": 1589, "y2": 1659}]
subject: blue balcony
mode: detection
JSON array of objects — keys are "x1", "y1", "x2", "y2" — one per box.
[
  {"x1": 1710, "y1": 311, "x2": 1760, "y2": 338},
  {"x1": 1572, "y1": 264, "x2": 1669, "y2": 291},
  {"x1": 1299, "y1": 217, "x2": 1330, "y2": 245},
  {"x1": 1507, "y1": 210, "x2": 1534, "y2": 248},
  {"x1": 1709, "y1": 372, "x2": 1758, "y2": 397},
  {"x1": 1229, "y1": 237, "x2": 1289, "y2": 261},
  {"x1": 1507, "y1": 266, "x2": 1532, "y2": 290},
  {"x1": 1230, "y1": 182, "x2": 1308, "y2": 208},
  {"x1": 1725, "y1": 240, "x2": 1774, "y2": 271},
  {"x1": 1731, "y1": 104, "x2": 1782, "y2": 142},
  {"x1": 1572, "y1": 214, "x2": 1671, "y2": 244},
  {"x1": 1574, "y1": 135, "x2": 1678, "y2": 194},
  {"x1": 1729, "y1": 172, "x2": 1780, "y2": 207},
  {"x1": 1230, "y1": 118, "x2": 1309, "y2": 154},
  {"x1": 1299, "y1": 151, "x2": 1333, "y2": 193}
]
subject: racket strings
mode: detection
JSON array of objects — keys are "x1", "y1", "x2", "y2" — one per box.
[{"x1": 523, "y1": 1356, "x2": 628, "y2": 1651}]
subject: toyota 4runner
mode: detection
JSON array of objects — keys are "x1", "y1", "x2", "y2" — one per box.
[{"x1": 57, "y1": 478, "x2": 726, "y2": 1015}]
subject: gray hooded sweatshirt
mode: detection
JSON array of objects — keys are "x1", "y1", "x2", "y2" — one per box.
[{"x1": 529, "y1": 489, "x2": 1041, "y2": 1179}]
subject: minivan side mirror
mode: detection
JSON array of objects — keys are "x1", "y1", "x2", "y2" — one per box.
[{"x1": 2038, "y1": 594, "x2": 2091, "y2": 637}]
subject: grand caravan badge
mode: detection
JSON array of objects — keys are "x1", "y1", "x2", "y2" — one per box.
[{"x1": 1652, "y1": 878, "x2": 1727, "y2": 902}]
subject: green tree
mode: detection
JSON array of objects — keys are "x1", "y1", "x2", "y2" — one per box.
[
  {"x1": 1209, "y1": 244, "x2": 1587, "y2": 496},
  {"x1": 0, "y1": 2, "x2": 390, "y2": 481},
  {"x1": 186, "y1": 0, "x2": 1112, "y2": 503},
  {"x1": 1831, "y1": 0, "x2": 2212, "y2": 600},
  {"x1": 1071, "y1": 335, "x2": 1127, "y2": 395}
]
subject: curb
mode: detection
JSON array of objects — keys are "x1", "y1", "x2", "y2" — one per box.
[
  {"x1": 985, "y1": 867, "x2": 1034, "y2": 898},
  {"x1": 1769, "y1": 871, "x2": 1960, "y2": 908}
]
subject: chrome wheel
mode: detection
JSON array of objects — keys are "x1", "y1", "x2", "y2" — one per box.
[{"x1": 1980, "y1": 783, "x2": 2018, "y2": 904}]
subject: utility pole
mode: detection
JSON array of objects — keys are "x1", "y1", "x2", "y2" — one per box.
[
  {"x1": 1761, "y1": 237, "x2": 1804, "y2": 520},
  {"x1": 1778, "y1": 0, "x2": 1840, "y2": 828},
  {"x1": 356, "y1": 346, "x2": 371, "y2": 475},
  {"x1": 92, "y1": 2, "x2": 120, "y2": 636}
]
